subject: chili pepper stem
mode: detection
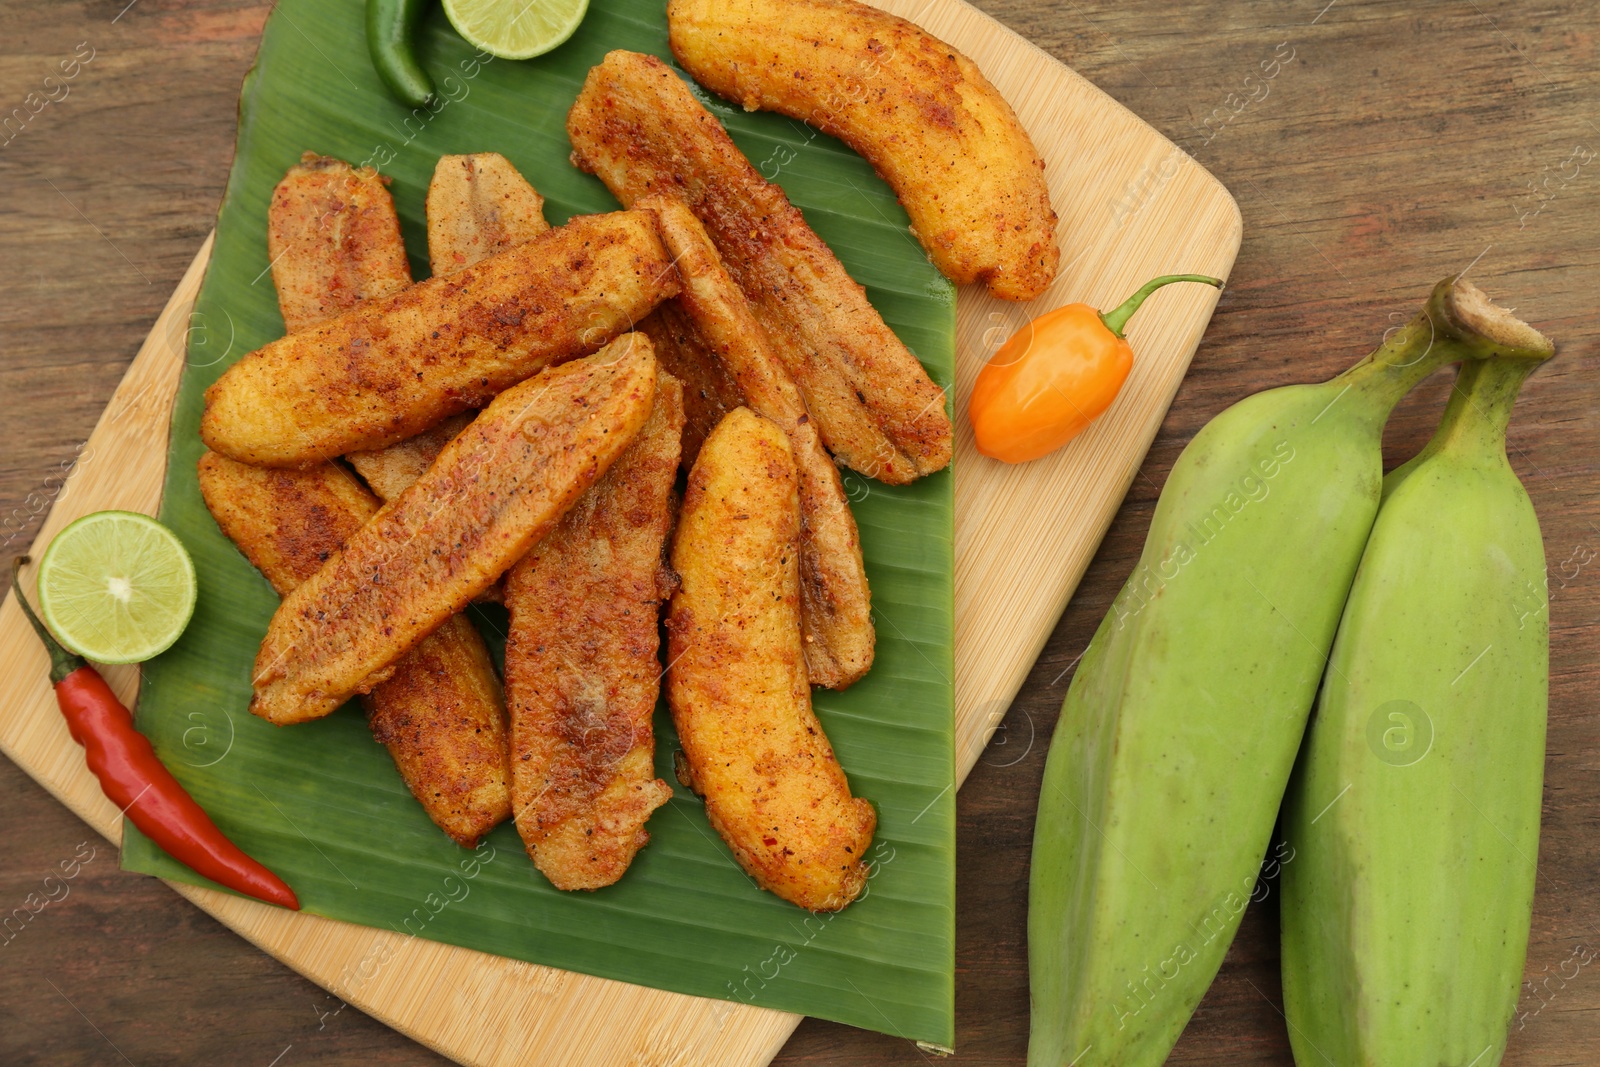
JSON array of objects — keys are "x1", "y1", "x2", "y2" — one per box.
[
  {"x1": 1100, "y1": 274, "x2": 1225, "y2": 338},
  {"x1": 12, "y1": 556, "x2": 86, "y2": 685}
]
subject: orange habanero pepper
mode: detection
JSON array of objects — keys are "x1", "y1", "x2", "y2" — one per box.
[{"x1": 969, "y1": 274, "x2": 1223, "y2": 464}]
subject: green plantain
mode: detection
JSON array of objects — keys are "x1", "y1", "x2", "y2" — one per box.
[
  {"x1": 1280, "y1": 332, "x2": 1554, "y2": 1066},
  {"x1": 1027, "y1": 277, "x2": 1552, "y2": 1067}
]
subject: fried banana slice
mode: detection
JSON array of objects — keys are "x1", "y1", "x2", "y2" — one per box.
[
  {"x1": 199, "y1": 456, "x2": 375, "y2": 592},
  {"x1": 643, "y1": 195, "x2": 873, "y2": 689},
  {"x1": 267, "y1": 152, "x2": 414, "y2": 333},
  {"x1": 346, "y1": 151, "x2": 553, "y2": 604},
  {"x1": 668, "y1": 0, "x2": 1059, "y2": 302},
  {"x1": 344, "y1": 414, "x2": 513, "y2": 604},
  {"x1": 198, "y1": 455, "x2": 510, "y2": 846},
  {"x1": 347, "y1": 155, "x2": 553, "y2": 602},
  {"x1": 568, "y1": 50, "x2": 950, "y2": 485},
  {"x1": 250, "y1": 335, "x2": 659, "y2": 726},
  {"x1": 504, "y1": 376, "x2": 684, "y2": 891},
  {"x1": 425, "y1": 151, "x2": 551, "y2": 275},
  {"x1": 203, "y1": 211, "x2": 676, "y2": 467},
  {"x1": 637, "y1": 306, "x2": 741, "y2": 468},
  {"x1": 667, "y1": 407, "x2": 876, "y2": 911}
]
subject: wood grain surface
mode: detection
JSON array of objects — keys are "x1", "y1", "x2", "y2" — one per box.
[{"x1": 1, "y1": 1, "x2": 1595, "y2": 1065}]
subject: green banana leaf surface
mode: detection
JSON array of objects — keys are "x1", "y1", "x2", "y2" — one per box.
[{"x1": 122, "y1": 0, "x2": 955, "y2": 1045}]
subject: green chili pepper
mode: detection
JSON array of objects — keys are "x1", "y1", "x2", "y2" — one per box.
[{"x1": 367, "y1": 0, "x2": 436, "y2": 110}]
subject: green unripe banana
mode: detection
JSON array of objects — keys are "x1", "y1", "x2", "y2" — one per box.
[
  {"x1": 1028, "y1": 277, "x2": 1544, "y2": 1067},
  {"x1": 1280, "y1": 327, "x2": 1554, "y2": 1066}
]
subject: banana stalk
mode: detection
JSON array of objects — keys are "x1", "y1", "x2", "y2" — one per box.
[
  {"x1": 1028, "y1": 277, "x2": 1545, "y2": 1067},
  {"x1": 1280, "y1": 327, "x2": 1554, "y2": 1066}
]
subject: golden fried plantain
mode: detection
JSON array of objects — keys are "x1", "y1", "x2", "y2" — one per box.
[
  {"x1": 250, "y1": 334, "x2": 658, "y2": 726},
  {"x1": 345, "y1": 154, "x2": 553, "y2": 603},
  {"x1": 667, "y1": 407, "x2": 876, "y2": 911},
  {"x1": 503, "y1": 376, "x2": 684, "y2": 891},
  {"x1": 202, "y1": 211, "x2": 676, "y2": 467},
  {"x1": 668, "y1": 0, "x2": 1059, "y2": 301},
  {"x1": 199, "y1": 456, "x2": 375, "y2": 592},
  {"x1": 266, "y1": 152, "x2": 414, "y2": 333},
  {"x1": 348, "y1": 153, "x2": 553, "y2": 505},
  {"x1": 198, "y1": 454, "x2": 510, "y2": 846},
  {"x1": 642, "y1": 195, "x2": 873, "y2": 689},
  {"x1": 567, "y1": 50, "x2": 950, "y2": 485},
  {"x1": 425, "y1": 152, "x2": 550, "y2": 276}
]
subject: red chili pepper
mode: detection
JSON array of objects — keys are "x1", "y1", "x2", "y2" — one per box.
[{"x1": 12, "y1": 556, "x2": 298, "y2": 910}]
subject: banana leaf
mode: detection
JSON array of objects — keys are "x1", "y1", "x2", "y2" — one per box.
[{"x1": 123, "y1": 0, "x2": 954, "y2": 1045}]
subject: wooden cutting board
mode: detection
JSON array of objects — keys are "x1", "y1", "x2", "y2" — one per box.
[{"x1": 0, "y1": 0, "x2": 1240, "y2": 1063}]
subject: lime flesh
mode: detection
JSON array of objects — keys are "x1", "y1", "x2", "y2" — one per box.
[
  {"x1": 442, "y1": 0, "x2": 590, "y2": 61},
  {"x1": 36, "y1": 511, "x2": 197, "y2": 665}
]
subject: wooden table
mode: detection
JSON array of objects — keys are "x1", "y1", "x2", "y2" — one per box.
[{"x1": 2, "y1": 1, "x2": 1594, "y2": 1063}]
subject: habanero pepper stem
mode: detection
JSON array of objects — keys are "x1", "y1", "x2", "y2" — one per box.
[
  {"x1": 969, "y1": 274, "x2": 1224, "y2": 464},
  {"x1": 10, "y1": 556, "x2": 299, "y2": 911}
]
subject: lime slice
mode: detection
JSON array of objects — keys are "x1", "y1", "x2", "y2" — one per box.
[
  {"x1": 36, "y1": 511, "x2": 197, "y2": 665},
  {"x1": 442, "y1": 0, "x2": 589, "y2": 60}
]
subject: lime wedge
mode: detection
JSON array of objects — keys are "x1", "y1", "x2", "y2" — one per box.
[
  {"x1": 36, "y1": 511, "x2": 197, "y2": 665},
  {"x1": 442, "y1": 0, "x2": 589, "y2": 60}
]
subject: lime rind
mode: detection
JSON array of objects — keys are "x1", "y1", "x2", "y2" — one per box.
[
  {"x1": 441, "y1": 0, "x2": 590, "y2": 61},
  {"x1": 36, "y1": 510, "x2": 197, "y2": 665}
]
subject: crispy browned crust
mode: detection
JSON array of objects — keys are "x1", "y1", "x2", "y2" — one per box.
[
  {"x1": 197, "y1": 454, "x2": 375, "y2": 591},
  {"x1": 503, "y1": 377, "x2": 684, "y2": 891},
  {"x1": 250, "y1": 335, "x2": 659, "y2": 726},
  {"x1": 426, "y1": 152, "x2": 551, "y2": 273},
  {"x1": 362, "y1": 612, "x2": 510, "y2": 847},
  {"x1": 668, "y1": 0, "x2": 1059, "y2": 301},
  {"x1": 202, "y1": 211, "x2": 677, "y2": 467},
  {"x1": 197, "y1": 453, "x2": 510, "y2": 846},
  {"x1": 636, "y1": 306, "x2": 741, "y2": 468},
  {"x1": 666, "y1": 408, "x2": 875, "y2": 911},
  {"x1": 344, "y1": 413, "x2": 507, "y2": 605},
  {"x1": 642, "y1": 195, "x2": 873, "y2": 688},
  {"x1": 567, "y1": 50, "x2": 950, "y2": 485},
  {"x1": 267, "y1": 152, "x2": 415, "y2": 333}
]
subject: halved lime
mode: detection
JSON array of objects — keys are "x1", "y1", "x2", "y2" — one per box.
[
  {"x1": 442, "y1": 0, "x2": 589, "y2": 60},
  {"x1": 36, "y1": 511, "x2": 197, "y2": 665}
]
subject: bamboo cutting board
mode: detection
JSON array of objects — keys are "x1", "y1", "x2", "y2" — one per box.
[{"x1": 0, "y1": 0, "x2": 1239, "y2": 1062}]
